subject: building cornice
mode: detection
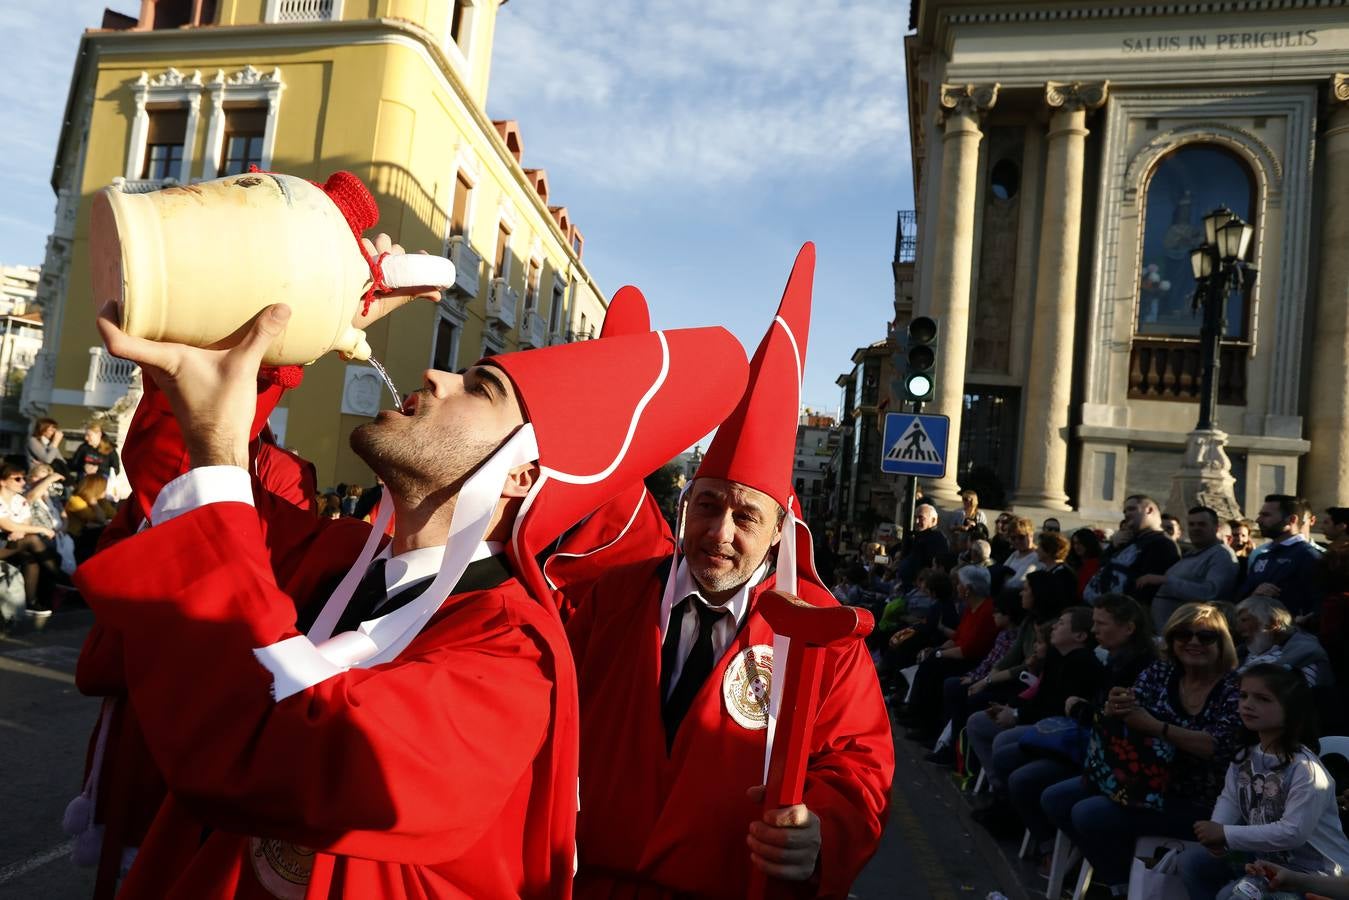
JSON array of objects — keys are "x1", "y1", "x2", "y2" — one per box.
[{"x1": 938, "y1": 1, "x2": 1349, "y2": 28}]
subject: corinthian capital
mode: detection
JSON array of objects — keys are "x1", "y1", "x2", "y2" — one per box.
[
  {"x1": 1333, "y1": 73, "x2": 1349, "y2": 105},
  {"x1": 1045, "y1": 81, "x2": 1109, "y2": 112},
  {"x1": 938, "y1": 83, "x2": 999, "y2": 123}
]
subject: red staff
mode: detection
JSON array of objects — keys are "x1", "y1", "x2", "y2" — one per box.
[{"x1": 749, "y1": 590, "x2": 874, "y2": 899}]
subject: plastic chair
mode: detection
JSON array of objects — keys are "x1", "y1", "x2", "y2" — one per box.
[
  {"x1": 1319, "y1": 734, "x2": 1349, "y2": 762},
  {"x1": 1046, "y1": 830, "x2": 1082, "y2": 899}
]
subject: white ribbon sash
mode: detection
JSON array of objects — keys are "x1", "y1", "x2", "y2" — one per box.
[{"x1": 254, "y1": 424, "x2": 540, "y2": 701}]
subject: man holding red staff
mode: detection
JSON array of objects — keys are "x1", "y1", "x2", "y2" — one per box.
[{"x1": 564, "y1": 244, "x2": 894, "y2": 898}]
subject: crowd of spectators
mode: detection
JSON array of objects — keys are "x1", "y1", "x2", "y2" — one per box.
[
  {"x1": 832, "y1": 488, "x2": 1349, "y2": 900},
  {"x1": 0, "y1": 418, "x2": 126, "y2": 634}
]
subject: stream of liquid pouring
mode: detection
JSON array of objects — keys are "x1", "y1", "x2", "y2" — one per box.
[{"x1": 367, "y1": 357, "x2": 403, "y2": 409}]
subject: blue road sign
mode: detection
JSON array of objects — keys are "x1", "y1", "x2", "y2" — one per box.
[{"x1": 881, "y1": 412, "x2": 950, "y2": 478}]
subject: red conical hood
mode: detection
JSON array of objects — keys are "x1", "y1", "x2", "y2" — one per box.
[
  {"x1": 493, "y1": 327, "x2": 748, "y2": 608},
  {"x1": 600, "y1": 286, "x2": 651, "y2": 338},
  {"x1": 695, "y1": 243, "x2": 814, "y2": 512}
]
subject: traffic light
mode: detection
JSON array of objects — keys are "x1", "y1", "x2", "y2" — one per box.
[{"x1": 900, "y1": 315, "x2": 938, "y2": 403}]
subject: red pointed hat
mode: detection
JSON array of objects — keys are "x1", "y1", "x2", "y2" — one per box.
[
  {"x1": 494, "y1": 326, "x2": 747, "y2": 607},
  {"x1": 600, "y1": 285, "x2": 651, "y2": 338},
  {"x1": 695, "y1": 242, "x2": 814, "y2": 511},
  {"x1": 542, "y1": 284, "x2": 677, "y2": 613}
]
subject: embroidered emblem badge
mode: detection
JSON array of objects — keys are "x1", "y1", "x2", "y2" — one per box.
[
  {"x1": 249, "y1": 837, "x2": 314, "y2": 900},
  {"x1": 722, "y1": 643, "x2": 774, "y2": 730}
]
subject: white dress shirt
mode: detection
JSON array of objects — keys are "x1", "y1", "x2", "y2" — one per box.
[
  {"x1": 149, "y1": 465, "x2": 500, "y2": 609},
  {"x1": 662, "y1": 557, "x2": 769, "y2": 699}
]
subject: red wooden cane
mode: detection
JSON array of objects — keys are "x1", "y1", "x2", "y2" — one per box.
[{"x1": 748, "y1": 590, "x2": 873, "y2": 899}]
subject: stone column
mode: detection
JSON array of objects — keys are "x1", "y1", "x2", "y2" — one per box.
[
  {"x1": 924, "y1": 83, "x2": 998, "y2": 509},
  {"x1": 1013, "y1": 82, "x2": 1108, "y2": 511},
  {"x1": 1305, "y1": 74, "x2": 1349, "y2": 511}
]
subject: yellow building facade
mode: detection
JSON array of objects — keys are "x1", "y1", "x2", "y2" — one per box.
[{"x1": 25, "y1": 0, "x2": 608, "y2": 488}]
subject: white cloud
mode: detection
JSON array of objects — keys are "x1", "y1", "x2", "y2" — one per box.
[{"x1": 489, "y1": 1, "x2": 909, "y2": 189}]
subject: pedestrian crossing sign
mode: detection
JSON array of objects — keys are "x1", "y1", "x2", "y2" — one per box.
[{"x1": 881, "y1": 412, "x2": 950, "y2": 478}]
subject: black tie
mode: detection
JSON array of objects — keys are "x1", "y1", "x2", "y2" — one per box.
[{"x1": 662, "y1": 598, "x2": 727, "y2": 749}]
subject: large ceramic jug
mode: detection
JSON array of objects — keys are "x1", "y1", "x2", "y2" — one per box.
[{"x1": 89, "y1": 171, "x2": 455, "y2": 366}]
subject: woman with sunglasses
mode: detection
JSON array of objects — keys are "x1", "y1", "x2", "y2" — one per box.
[
  {"x1": 1040, "y1": 602, "x2": 1246, "y2": 892},
  {"x1": 0, "y1": 462, "x2": 61, "y2": 626}
]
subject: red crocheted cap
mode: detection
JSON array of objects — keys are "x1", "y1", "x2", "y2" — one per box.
[
  {"x1": 259, "y1": 365, "x2": 304, "y2": 390},
  {"x1": 320, "y1": 171, "x2": 379, "y2": 240}
]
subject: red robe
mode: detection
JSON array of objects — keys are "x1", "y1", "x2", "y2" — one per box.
[
  {"x1": 543, "y1": 483, "x2": 672, "y2": 620},
  {"x1": 565, "y1": 556, "x2": 893, "y2": 899},
  {"x1": 77, "y1": 378, "x2": 316, "y2": 898},
  {"x1": 75, "y1": 486, "x2": 578, "y2": 899}
]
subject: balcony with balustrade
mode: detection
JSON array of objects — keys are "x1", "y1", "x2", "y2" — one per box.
[
  {"x1": 83, "y1": 346, "x2": 139, "y2": 408},
  {"x1": 521, "y1": 311, "x2": 547, "y2": 349},
  {"x1": 1127, "y1": 338, "x2": 1248, "y2": 406},
  {"x1": 486, "y1": 279, "x2": 518, "y2": 331}
]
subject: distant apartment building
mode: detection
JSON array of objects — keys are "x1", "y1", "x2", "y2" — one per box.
[
  {"x1": 793, "y1": 411, "x2": 836, "y2": 532},
  {"x1": 0, "y1": 265, "x2": 40, "y2": 315}
]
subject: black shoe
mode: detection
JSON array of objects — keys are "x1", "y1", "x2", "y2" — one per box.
[{"x1": 924, "y1": 745, "x2": 956, "y2": 766}]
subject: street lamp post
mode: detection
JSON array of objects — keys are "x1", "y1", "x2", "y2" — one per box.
[{"x1": 1167, "y1": 207, "x2": 1256, "y2": 521}]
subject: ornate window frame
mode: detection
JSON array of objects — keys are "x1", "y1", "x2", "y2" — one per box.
[
  {"x1": 126, "y1": 68, "x2": 204, "y2": 183},
  {"x1": 201, "y1": 66, "x2": 285, "y2": 181}
]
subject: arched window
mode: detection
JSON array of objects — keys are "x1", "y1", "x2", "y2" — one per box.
[{"x1": 1136, "y1": 144, "x2": 1255, "y2": 338}]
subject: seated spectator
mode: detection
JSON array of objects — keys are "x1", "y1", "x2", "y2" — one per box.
[
  {"x1": 999, "y1": 516, "x2": 1041, "y2": 591},
  {"x1": 1241, "y1": 494, "x2": 1324, "y2": 617},
  {"x1": 1042, "y1": 517, "x2": 1061, "y2": 533},
  {"x1": 1138, "y1": 505, "x2": 1239, "y2": 629},
  {"x1": 1178, "y1": 664, "x2": 1349, "y2": 899},
  {"x1": 1323, "y1": 507, "x2": 1349, "y2": 546},
  {"x1": 990, "y1": 512, "x2": 1015, "y2": 566},
  {"x1": 340, "y1": 483, "x2": 362, "y2": 517},
  {"x1": 930, "y1": 590, "x2": 1026, "y2": 764},
  {"x1": 1229, "y1": 517, "x2": 1257, "y2": 581},
  {"x1": 1162, "y1": 512, "x2": 1194, "y2": 554},
  {"x1": 68, "y1": 422, "x2": 120, "y2": 480},
  {"x1": 1321, "y1": 539, "x2": 1349, "y2": 691},
  {"x1": 897, "y1": 502, "x2": 949, "y2": 591},
  {"x1": 66, "y1": 474, "x2": 117, "y2": 563},
  {"x1": 962, "y1": 537, "x2": 993, "y2": 569},
  {"x1": 1040, "y1": 602, "x2": 1245, "y2": 892},
  {"x1": 25, "y1": 464, "x2": 69, "y2": 571},
  {"x1": 1067, "y1": 528, "x2": 1103, "y2": 602},
  {"x1": 898, "y1": 565, "x2": 1000, "y2": 740},
  {"x1": 943, "y1": 489, "x2": 988, "y2": 541},
  {"x1": 0, "y1": 463, "x2": 62, "y2": 619},
  {"x1": 966, "y1": 607, "x2": 1103, "y2": 834},
  {"x1": 318, "y1": 491, "x2": 342, "y2": 519},
  {"x1": 882, "y1": 569, "x2": 957, "y2": 675},
  {"x1": 1007, "y1": 594, "x2": 1158, "y2": 852},
  {"x1": 832, "y1": 562, "x2": 865, "y2": 603},
  {"x1": 1084, "y1": 494, "x2": 1182, "y2": 610},
  {"x1": 1034, "y1": 531, "x2": 1076, "y2": 592},
  {"x1": 1235, "y1": 596, "x2": 1334, "y2": 689},
  {"x1": 26, "y1": 417, "x2": 66, "y2": 475},
  {"x1": 973, "y1": 570, "x2": 1076, "y2": 706}
]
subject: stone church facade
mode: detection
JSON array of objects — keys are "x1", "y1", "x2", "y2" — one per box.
[{"x1": 903, "y1": 0, "x2": 1349, "y2": 521}]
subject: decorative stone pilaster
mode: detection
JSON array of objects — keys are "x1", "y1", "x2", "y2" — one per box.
[
  {"x1": 1304, "y1": 74, "x2": 1349, "y2": 511},
  {"x1": 1013, "y1": 82, "x2": 1107, "y2": 512},
  {"x1": 923, "y1": 83, "x2": 998, "y2": 509}
]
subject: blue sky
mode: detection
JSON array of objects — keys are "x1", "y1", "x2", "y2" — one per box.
[{"x1": 0, "y1": 1, "x2": 913, "y2": 415}]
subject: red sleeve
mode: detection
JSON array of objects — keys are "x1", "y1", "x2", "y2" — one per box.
[
  {"x1": 73, "y1": 502, "x2": 553, "y2": 864},
  {"x1": 120, "y1": 375, "x2": 288, "y2": 521},
  {"x1": 802, "y1": 639, "x2": 895, "y2": 897},
  {"x1": 954, "y1": 603, "x2": 998, "y2": 660},
  {"x1": 253, "y1": 442, "x2": 318, "y2": 514}
]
